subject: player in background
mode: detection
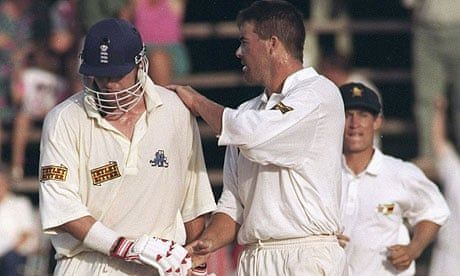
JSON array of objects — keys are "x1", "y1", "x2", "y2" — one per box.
[
  {"x1": 338, "y1": 82, "x2": 450, "y2": 275},
  {"x1": 38, "y1": 18, "x2": 216, "y2": 276},
  {"x1": 429, "y1": 97, "x2": 460, "y2": 275},
  {"x1": 169, "y1": 1, "x2": 347, "y2": 275}
]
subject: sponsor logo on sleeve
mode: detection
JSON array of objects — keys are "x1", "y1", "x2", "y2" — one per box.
[{"x1": 40, "y1": 165, "x2": 68, "y2": 182}]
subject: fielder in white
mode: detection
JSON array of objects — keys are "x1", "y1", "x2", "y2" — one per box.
[
  {"x1": 429, "y1": 98, "x2": 460, "y2": 276},
  {"x1": 338, "y1": 82, "x2": 450, "y2": 276},
  {"x1": 38, "y1": 18, "x2": 216, "y2": 276},
  {"x1": 168, "y1": 1, "x2": 347, "y2": 275}
]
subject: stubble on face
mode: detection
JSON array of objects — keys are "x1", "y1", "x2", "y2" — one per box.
[{"x1": 237, "y1": 23, "x2": 269, "y2": 86}]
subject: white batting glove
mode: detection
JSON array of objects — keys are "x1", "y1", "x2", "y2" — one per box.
[{"x1": 111, "y1": 235, "x2": 191, "y2": 275}]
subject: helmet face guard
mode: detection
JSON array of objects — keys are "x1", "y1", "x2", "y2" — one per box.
[{"x1": 83, "y1": 54, "x2": 149, "y2": 116}]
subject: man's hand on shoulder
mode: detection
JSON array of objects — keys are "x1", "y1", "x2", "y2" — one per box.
[{"x1": 167, "y1": 84, "x2": 203, "y2": 116}]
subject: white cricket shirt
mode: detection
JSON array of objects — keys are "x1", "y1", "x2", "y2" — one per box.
[
  {"x1": 217, "y1": 67, "x2": 345, "y2": 245},
  {"x1": 39, "y1": 76, "x2": 216, "y2": 258},
  {"x1": 341, "y1": 148, "x2": 450, "y2": 276}
]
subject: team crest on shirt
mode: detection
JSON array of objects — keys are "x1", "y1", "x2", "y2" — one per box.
[
  {"x1": 377, "y1": 203, "x2": 395, "y2": 215},
  {"x1": 271, "y1": 102, "x2": 294, "y2": 114},
  {"x1": 90, "y1": 161, "x2": 121, "y2": 186},
  {"x1": 149, "y1": 150, "x2": 169, "y2": 168},
  {"x1": 40, "y1": 165, "x2": 68, "y2": 182}
]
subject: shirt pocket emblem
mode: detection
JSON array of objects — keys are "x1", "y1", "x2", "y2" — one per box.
[
  {"x1": 271, "y1": 102, "x2": 293, "y2": 114},
  {"x1": 376, "y1": 203, "x2": 395, "y2": 215}
]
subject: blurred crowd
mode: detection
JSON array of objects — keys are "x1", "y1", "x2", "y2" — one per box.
[
  {"x1": 0, "y1": 0, "x2": 192, "y2": 183},
  {"x1": 0, "y1": 0, "x2": 458, "y2": 275}
]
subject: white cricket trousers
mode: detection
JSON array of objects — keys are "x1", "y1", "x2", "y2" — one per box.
[
  {"x1": 238, "y1": 235, "x2": 347, "y2": 276},
  {"x1": 54, "y1": 251, "x2": 161, "y2": 276}
]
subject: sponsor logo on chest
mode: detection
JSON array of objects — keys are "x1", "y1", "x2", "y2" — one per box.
[{"x1": 91, "y1": 161, "x2": 121, "y2": 186}]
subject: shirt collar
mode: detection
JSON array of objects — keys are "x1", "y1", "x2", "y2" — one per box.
[
  {"x1": 281, "y1": 67, "x2": 318, "y2": 96},
  {"x1": 259, "y1": 67, "x2": 318, "y2": 108},
  {"x1": 366, "y1": 147, "x2": 383, "y2": 176},
  {"x1": 342, "y1": 147, "x2": 383, "y2": 176}
]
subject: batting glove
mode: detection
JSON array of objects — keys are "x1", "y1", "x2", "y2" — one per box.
[{"x1": 111, "y1": 235, "x2": 191, "y2": 275}]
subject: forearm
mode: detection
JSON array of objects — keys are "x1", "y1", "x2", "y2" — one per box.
[
  {"x1": 57, "y1": 216, "x2": 120, "y2": 255},
  {"x1": 201, "y1": 213, "x2": 239, "y2": 252},
  {"x1": 58, "y1": 215, "x2": 97, "y2": 241},
  {"x1": 185, "y1": 215, "x2": 207, "y2": 244},
  {"x1": 195, "y1": 95, "x2": 224, "y2": 136},
  {"x1": 409, "y1": 220, "x2": 441, "y2": 258}
]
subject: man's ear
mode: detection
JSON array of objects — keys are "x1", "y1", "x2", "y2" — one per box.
[
  {"x1": 268, "y1": 35, "x2": 280, "y2": 53},
  {"x1": 374, "y1": 114, "x2": 383, "y2": 131}
]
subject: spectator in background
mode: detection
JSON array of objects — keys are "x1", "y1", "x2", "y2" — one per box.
[
  {"x1": 133, "y1": 0, "x2": 191, "y2": 85},
  {"x1": 429, "y1": 97, "x2": 460, "y2": 275},
  {"x1": 338, "y1": 82, "x2": 449, "y2": 275},
  {"x1": 0, "y1": 0, "x2": 32, "y2": 165},
  {"x1": 10, "y1": 41, "x2": 69, "y2": 182},
  {"x1": 303, "y1": 0, "x2": 352, "y2": 67},
  {"x1": 318, "y1": 51, "x2": 380, "y2": 94},
  {"x1": 402, "y1": 0, "x2": 460, "y2": 165},
  {"x1": 318, "y1": 51, "x2": 383, "y2": 149},
  {"x1": 77, "y1": 0, "x2": 134, "y2": 34},
  {"x1": 0, "y1": 164, "x2": 39, "y2": 276},
  {"x1": 49, "y1": 0, "x2": 83, "y2": 93}
]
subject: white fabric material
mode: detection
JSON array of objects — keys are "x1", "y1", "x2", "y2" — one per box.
[
  {"x1": 217, "y1": 68, "x2": 345, "y2": 244},
  {"x1": 39, "y1": 75, "x2": 216, "y2": 261},
  {"x1": 430, "y1": 144, "x2": 460, "y2": 275},
  {"x1": 54, "y1": 251, "x2": 162, "y2": 276},
  {"x1": 340, "y1": 148, "x2": 450, "y2": 276},
  {"x1": 238, "y1": 236, "x2": 347, "y2": 276},
  {"x1": 0, "y1": 194, "x2": 37, "y2": 257},
  {"x1": 82, "y1": 221, "x2": 119, "y2": 256}
]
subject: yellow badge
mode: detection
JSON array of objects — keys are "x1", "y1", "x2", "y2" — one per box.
[
  {"x1": 271, "y1": 102, "x2": 294, "y2": 114},
  {"x1": 377, "y1": 203, "x2": 395, "y2": 215},
  {"x1": 91, "y1": 161, "x2": 121, "y2": 186},
  {"x1": 40, "y1": 165, "x2": 68, "y2": 182},
  {"x1": 352, "y1": 86, "x2": 363, "y2": 97}
]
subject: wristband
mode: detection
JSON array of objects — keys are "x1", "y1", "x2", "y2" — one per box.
[{"x1": 83, "y1": 221, "x2": 120, "y2": 255}]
